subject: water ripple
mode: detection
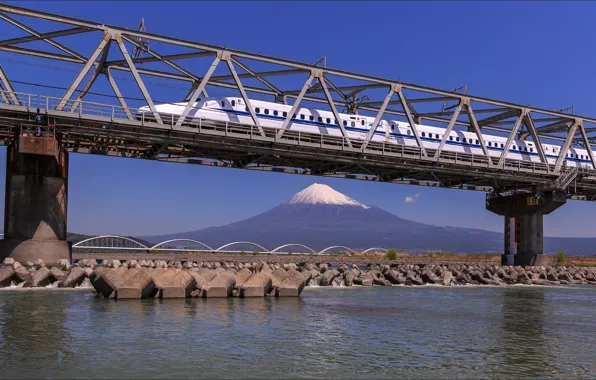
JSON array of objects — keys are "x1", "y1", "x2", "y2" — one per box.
[{"x1": 0, "y1": 286, "x2": 595, "y2": 379}]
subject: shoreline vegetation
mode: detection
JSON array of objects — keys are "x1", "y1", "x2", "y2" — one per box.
[{"x1": 73, "y1": 250, "x2": 596, "y2": 267}]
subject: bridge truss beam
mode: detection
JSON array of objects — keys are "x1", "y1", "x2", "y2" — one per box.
[{"x1": 0, "y1": 4, "x2": 593, "y2": 201}]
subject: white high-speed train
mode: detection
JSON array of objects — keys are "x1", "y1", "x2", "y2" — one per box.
[{"x1": 137, "y1": 97, "x2": 592, "y2": 169}]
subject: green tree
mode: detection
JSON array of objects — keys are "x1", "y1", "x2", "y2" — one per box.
[
  {"x1": 556, "y1": 251, "x2": 567, "y2": 264},
  {"x1": 386, "y1": 248, "x2": 398, "y2": 260}
]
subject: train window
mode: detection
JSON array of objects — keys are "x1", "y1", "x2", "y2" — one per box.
[
  {"x1": 351, "y1": 121, "x2": 355, "y2": 127},
  {"x1": 300, "y1": 114, "x2": 305, "y2": 120},
  {"x1": 476, "y1": 140, "x2": 479, "y2": 145},
  {"x1": 318, "y1": 117, "x2": 322, "y2": 122},
  {"x1": 309, "y1": 116, "x2": 314, "y2": 121},
  {"x1": 256, "y1": 107, "x2": 260, "y2": 113},
  {"x1": 231, "y1": 100, "x2": 235, "y2": 106},
  {"x1": 524, "y1": 147, "x2": 528, "y2": 152},
  {"x1": 449, "y1": 136, "x2": 453, "y2": 141},
  {"x1": 422, "y1": 132, "x2": 426, "y2": 137},
  {"x1": 264, "y1": 109, "x2": 269, "y2": 115},
  {"x1": 362, "y1": 120, "x2": 365, "y2": 126},
  {"x1": 326, "y1": 118, "x2": 331, "y2": 124},
  {"x1": 221, "y1": 101, "x2": 225, "y2": 107},
  {"x1": 343, "y1": 120, "x2": 347, "y2": 126},
  {"x1": 501, "y1": 144, "x2": 504, "y2": 148},
  {"x1": 407, "y1": 130, "x2": 411, "y2": 135},
  {"x1": 283, "y1": 111, "x2": 287, "y2": 117},
  {"x1": 488, "y1": 142, "x2": 492, "y2": 147},
  {"x1": 530, "y1": 148, "x2": 534, "y2": 152},
  {"x1": 391, "y1": 125, "x2": 395, "y2": 131},
  {"x1": 273, "y1": 110, "x2": 278, "y2": 116},
  {"x1": 334, "y1": 119, "x2": 337, "y2": 124},
  {"x1": 456, "y1": 137, "x2": 460, "y2": 142},
  {"x1": 293, "y1": 113, "x2": 297, "y2": 118},
  {"x1": 436, "y1": 134, "x2": 440, "y2": 139},
  {"x1": 245, "y1": 106, "x2": 249, "y2": 112}
]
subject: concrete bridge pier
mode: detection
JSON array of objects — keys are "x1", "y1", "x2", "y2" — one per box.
[
  {"x1": 487, "y1": 190, "x2": 566, "y2": 266},
  {"x1": 0, "y1": 134, "x2": 71, "y2": 265}
]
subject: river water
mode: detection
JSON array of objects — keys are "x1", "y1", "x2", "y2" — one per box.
[{"x1": 0, "y1": 285, "x2": 595, "y2": 379}]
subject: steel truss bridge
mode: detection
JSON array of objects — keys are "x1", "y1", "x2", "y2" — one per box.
[
  {"x1": 0, "y1": 4, "x2": 595, "y2": 200},
  {"x1": 71, "y1": 235, "x2": 387, "y2": 256}
]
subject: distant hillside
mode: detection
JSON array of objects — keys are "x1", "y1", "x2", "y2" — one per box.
[{"x1": 141, "y1": 183, "x2": 596, "y2": 256}]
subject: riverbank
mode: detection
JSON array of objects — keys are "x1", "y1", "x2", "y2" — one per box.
[
  {"x1": 2, "y1": 257, "x2": 595, "y2": 298},
  {"x1": 73, "y1": 252, "x2": 596, "y2": 267}
]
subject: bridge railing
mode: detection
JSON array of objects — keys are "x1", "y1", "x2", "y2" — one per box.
[{"x1": 0, "y1": 89, "x2": 579, "y2": 177}]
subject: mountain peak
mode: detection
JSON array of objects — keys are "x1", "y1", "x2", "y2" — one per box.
[{"x1": 286, "y1": 183, "x2": 370, "y2": 209}]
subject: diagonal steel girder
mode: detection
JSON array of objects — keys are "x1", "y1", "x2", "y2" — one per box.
[
  {"x1": 577, "y1": 121, "x2": 596, "y2": 169},
  {"x1": 554, "y1": 121, "x2": 578, "y2": 173},
  {"x1": 224, "y1": 54, "x2": 265, "y2": 137},
  {"x1": 105, "y1": 67, "x2": 133, "y2": 120},
  {"x1": 68, "y1": 38, "x2": 111, "y2": 112},
  {"x1": 276, "y1": 73, "x2": 314, "y2": 140},
  {"x1": 0, "y1": 26, "x2": 90, "y2": 47},
  {"x1": 463, "y1": 100, "x2": 493, "y2": 166},
  {"x1": 56, "y1": 32, "x2": 111, "y2": 111},
  {"x1": 122, "y1": 35, "x2": 208, "y2": 99},
  {"x1": 0, "y1": 12, "x2": 86, "y2": 62},
  {"x1": 319, "y1": 74, "x2": 352, "y2": 148},
  {"x1": 476, "y1": 109, "x2": 521, "y2": 128},
  {"x1": 361, "y1": 86, "x2": 394, "y2": 151},
  {"x1": 175, "y1": 55, "x2": 220, "y2": 127},
  {"x1": 230, "y1": 57, "x2": 282, "y2": 95},
  {"x1": 0, "y1": 64, "x2": 19, "y2": 105},
  {"x1": 114, "y1": 33, "x2": 162, "y2": 124},
  {"x1": 522, "y1": 111, "x2": 549, "y2": 167},
  {"x1": 434, "y1": 101, "x2": 463, "y2": 159},
  {"x1": 497, "y1": 112, "x2": 523, "y2": 167},
  {"x1": 396, "y1": 86, "x2": 426, "y2": 157}
]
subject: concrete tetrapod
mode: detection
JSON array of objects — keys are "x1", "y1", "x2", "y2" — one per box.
[
  {"x1": 188, "y1": 268, "x2": 218, "y2": 297},
  {"x1": 93, "y1": 268, "x2": 139, "y2": 298},
  {"x1": 234, "y1": 267, "x2": 253, "y2": 289},
  {"x1": 24, "y1": 267, "x2": 52, "y2": 288},
  {"x1": 60, "y1": 267, "x2": 87, "y2": 288},
  {"x1": 276, "y1": 269, "x2": 306, "y2": 297},
  {"x1": 115, "y1": 269, "x2": 156, "y2": 299},
  {"x1": 156, "y1": 270, "x2": 196, "y2": 299},
  {"x1": 0, "y1": 266, "x2": 14, "y2": 287},
  {"x1": 240, "y1": 271, "x2": 272, "y2": 298},
  {"x1": 203, "y1": 272, "x2": 236, "y2": 298}
]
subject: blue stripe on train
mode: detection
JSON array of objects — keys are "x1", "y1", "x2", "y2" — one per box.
[{"x1": 202, "y1": 107, "x2": 591, "y2": 164}]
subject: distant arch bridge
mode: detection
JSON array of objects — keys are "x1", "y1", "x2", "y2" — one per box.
[{"x1": 70, "y1": 235, "x2": 389, "y2": 255}]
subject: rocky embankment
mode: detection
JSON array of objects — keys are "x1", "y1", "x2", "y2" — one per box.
[{"x1": 1, "y1": 258, "x2": 596, "y2": 299}]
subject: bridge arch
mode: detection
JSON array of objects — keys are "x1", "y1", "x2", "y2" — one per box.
[
  {"x1": 318, "y1": 246, "x2": 356, "y2": 255},
  {"x1": 150, "y1": 239, "x2": 213, "y2": 251},
  {"x1": 270, "y1": 244, "x2": 317, "y2": 255},
  {"x1": 215, "y1": 241, "x2": 269, "y2": 253},
  {"x1": 361, "y1": 247, "x2": 388, "y2": 254},
  {"x1": 72, "y1": 235, "x2": 149, "y2": 249}
]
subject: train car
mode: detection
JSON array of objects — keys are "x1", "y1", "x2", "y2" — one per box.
[{"x1": 136, "y1": 97, "x2": 592, "y2": 169}]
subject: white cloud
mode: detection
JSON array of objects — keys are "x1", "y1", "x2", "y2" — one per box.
[{"x1": 404, "y1": 194, "x2": 421, "y2": 204}]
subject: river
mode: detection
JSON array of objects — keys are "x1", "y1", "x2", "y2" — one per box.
[{"x1": 0, "y1": 285, "x2": 595, "y2": 379}]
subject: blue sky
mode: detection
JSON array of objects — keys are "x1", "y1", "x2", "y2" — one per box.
[{"x1": 1, "y1": 1, "x2": 595, "y2": 237}]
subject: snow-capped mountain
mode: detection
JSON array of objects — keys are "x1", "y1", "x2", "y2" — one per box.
[
  {"x1": 143, "y1": 183, "x2": 503, "y2": 252},
  {"x1": 286, "y1": 183, "x2": 370, "y2": 209},
  {"x1": 141, "y1": 183, "x2": 596, "y2": 254}
]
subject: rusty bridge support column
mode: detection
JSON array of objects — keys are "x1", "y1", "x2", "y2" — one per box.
[{"x1": 0, "y1": 133, "x2": 71, "y2": 265}]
